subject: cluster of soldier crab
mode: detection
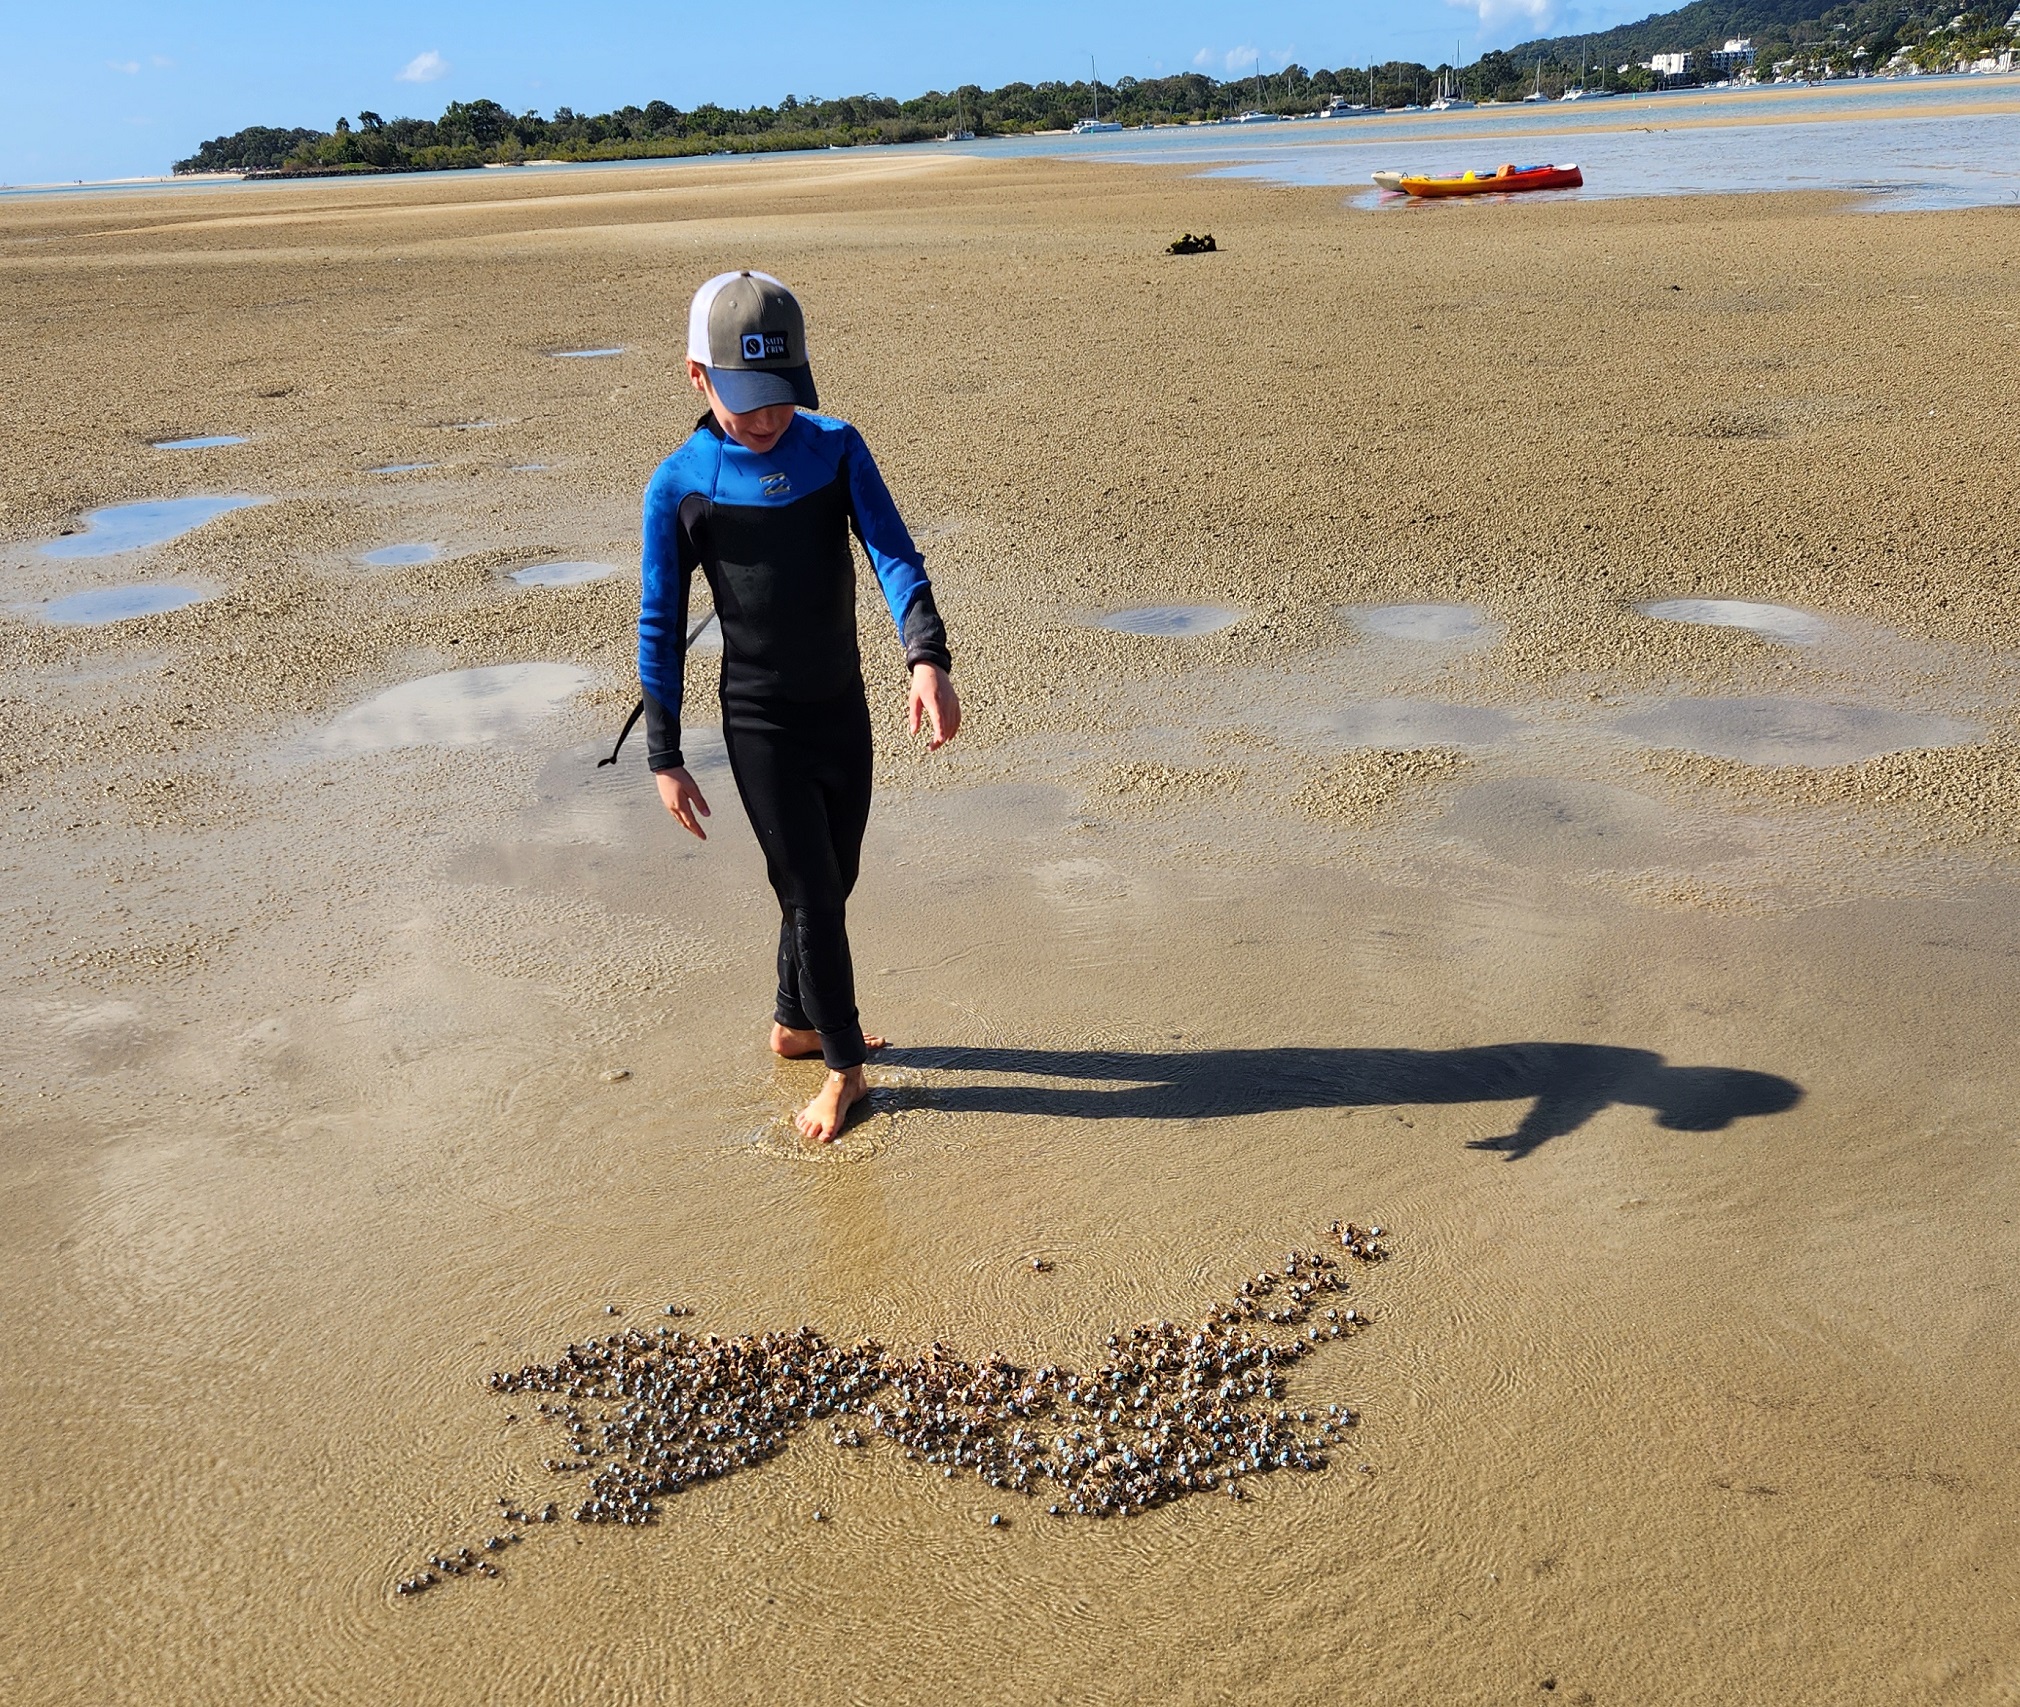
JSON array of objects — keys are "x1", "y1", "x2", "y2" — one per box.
[{"x1": 396, "y1": 1221, "x2": 1388, "y2": 1595}]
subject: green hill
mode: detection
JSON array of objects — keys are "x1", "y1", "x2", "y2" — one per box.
[{"x1": 1500, "y1": 0, "x2": 2016, "y2": 89}]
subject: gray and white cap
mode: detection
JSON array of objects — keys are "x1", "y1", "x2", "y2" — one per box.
[{"x1": 686, "y1": 270, "x2": 819, "y2": 414}]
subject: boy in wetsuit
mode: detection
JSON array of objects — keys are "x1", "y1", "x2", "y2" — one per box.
[{"x1": 638, "y1": 270, "x2": 959, "y2": 1141}]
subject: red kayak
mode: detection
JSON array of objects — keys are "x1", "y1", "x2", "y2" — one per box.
[{"x1": 1387, "y1": 163, "x2": 1583, "y2": 197}]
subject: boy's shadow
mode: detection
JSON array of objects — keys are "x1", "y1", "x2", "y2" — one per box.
[{"x1": 877, "y1": 1042, "x2": 1801, "y2": 1160}]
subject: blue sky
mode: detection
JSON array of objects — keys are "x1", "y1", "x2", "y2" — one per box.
[{"x1": 1, "y1": 1, "x2": 1650, "y2": 184}]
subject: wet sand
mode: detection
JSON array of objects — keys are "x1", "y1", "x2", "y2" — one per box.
[{"x1": 3, "y1": 153, "x2": 2019, "y2": 1704}]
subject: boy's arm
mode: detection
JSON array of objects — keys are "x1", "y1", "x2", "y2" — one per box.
[
  {"x1": 841, "y1": 425, "x2": 952, "y2": 673},
  {"x1": 637, "y1": 473, "x2": 697, "y2": 772}
]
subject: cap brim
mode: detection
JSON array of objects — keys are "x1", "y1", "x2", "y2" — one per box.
[{"x1": 706, "y1": 364, "x2": 818, "y2": 413}]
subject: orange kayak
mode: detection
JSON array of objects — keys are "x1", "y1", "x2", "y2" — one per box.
[{"x1": 1398, "y1": 163, "x2": 1583, "y2": 197}]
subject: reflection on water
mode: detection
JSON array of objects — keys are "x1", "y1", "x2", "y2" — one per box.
[
  {"x1": 1617, "y1": 696, "x2": 1976, "y2": 764},
  {"x1": 359, "y1": 542, "x2": 439, "y2": 567},
  {"x1": 311, "y1": 663, "x2": 593, "y2": 753},
  {"x1": 1638, "y1": 599, "x2": 1829, "y2": 644},
  {"x1": 152, "y1": 434, "x2": 247, "y2": 450},
  {"x1": 38, "y1": 495, "x2": 266, "y2": 559},
  {"x1": 1344, "y1": 602, "x2": 1496, "y2": 643},
  {"x1": 43, "y1": 583, "x2": 211, "y2": 625},
  {"x1": 1320, "y1": 698, "x2": 1518, "y2": 748},
  {"x1": 1097, "y1": 605, "x2": 1244, "y2": 637},
  {"x1": 510, "y1": 561, "x2": 618, "y2": 588}
]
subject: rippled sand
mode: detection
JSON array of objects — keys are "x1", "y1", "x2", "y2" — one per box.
[{"x1": 3, "y1": 152, "x2": 2019, "y2": 1706}]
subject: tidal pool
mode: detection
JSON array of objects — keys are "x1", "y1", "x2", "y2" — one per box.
[
  {"x1": 360, "y1": 542, "x2": 440, "y2": 567},
  {"x1": 38, "y1": 495, "x2": 266, "y2": 559},
  {"x1": 42, "y1": 583, "x2": 211, "y2": 625},
  {"x1": 1319, "y1": 699, "x2": 1519, "y2": 748},
  {"x1": 311, "y1": 663, "x2": 593, "y2": 754},
  {"x1": 1343, "y1": 602, "x2": 1496, "y2": 644},
  {"x1": 1637, "y1": 599, "x2": 1829, "y2": 645},
  {"x1": 1617, "y1": 697, "x2": 1976, "y2": 765},
  {"x1": 152, "y1": 434, "x2": 248, "y2": 450},
  {"x1": 510, "y1": 561, "x2": 618, "y2": 588},
  {"x1": 1096, "y1": 606, "x2": 1244, "y2": 638},
  {"x1": 549, "y1": 347, "x2": 624, "y2": 359}
]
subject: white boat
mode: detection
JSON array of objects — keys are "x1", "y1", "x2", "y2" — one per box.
[
  {"x1": 1371, "y1": 169, "x2": 1406, "y2": 192},
  {"x1": 1429, "y1": 63, "x2": 1475, "y2": 110},
  {"x1": 1561, "y1": 43, "x2": 1616, "y2": 100},
  {"x1": 1231, "y1": 110, "x2": 1283, "y2": 124},
  {"x1": 1073, "y1": 57, "x2": 1122, "y2": 133}
]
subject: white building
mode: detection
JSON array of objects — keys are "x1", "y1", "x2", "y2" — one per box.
[
  {"x1": 1648, "y1": 51, "x2": 1692, "y2": 76},
  {"x1": 1706, "y1": 38, "x2": 1756, "y2": 76}
]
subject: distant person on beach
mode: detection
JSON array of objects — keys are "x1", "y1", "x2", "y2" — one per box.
[{"x1": 636, "y1": 270, "x2": 959, "y2": 1140}]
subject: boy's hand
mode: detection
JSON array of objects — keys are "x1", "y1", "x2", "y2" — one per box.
[
  {"x1": 654, "y1": 766, "x2": 711, "y2": 839},
  {"x1": 908, "y1": 663, "x2": 961, "y2": 752}
]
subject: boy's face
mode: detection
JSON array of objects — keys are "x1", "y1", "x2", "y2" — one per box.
[{"x1": 688, "y1": 359, "x2": 796, "y2": 455}]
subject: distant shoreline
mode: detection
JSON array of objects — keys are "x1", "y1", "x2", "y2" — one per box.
[{"x1": 7, "y1": 71, "x2": 2015, "y2": 200}]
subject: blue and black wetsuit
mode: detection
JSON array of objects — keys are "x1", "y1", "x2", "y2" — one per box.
[{"x1": 638, "y1": 410, "x2": 951, "y2": 1071}]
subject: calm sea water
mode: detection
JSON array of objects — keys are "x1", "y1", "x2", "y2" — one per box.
[
  {"x1": 986, "y1": 76, "x2": 2020, "y2": 210},
  {"x1": 5, "y1": 75, "x2": 2014, "y2": 210}
]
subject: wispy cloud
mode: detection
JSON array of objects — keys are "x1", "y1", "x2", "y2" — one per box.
[
  {"x1": 1179, "y1": 44, "x2": 1308, "y2": 76},
  {"x1": 1453, "y1": 0, "x2": 1557, "y2": 33},
  {"x1": 108, "y1": 59, "x2": 140, "y2": 75},
  {"x1": 397, "y1": 49, "x2": 448, "y2": 84}
]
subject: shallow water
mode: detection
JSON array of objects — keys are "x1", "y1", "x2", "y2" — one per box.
[
  {"x1": 1318, "y1": 698, "x2": 1519, "y2": 748},
  {"x1": 1617, "y1": 695, "x2": 1976, "y2": 764},
  {"x1": 359, "y1": 542, "x2": 440, "y2": 567},
  {"x1": 549, "y1": 347, "x2": 624, "y2": 359},
  {"x1": 967, "y1": 77, "x2": 2020, "y2": 212},
  {"x1": 1638, "y1": 598, "x2": 1829, "y2": 644},
  {"x1": 37, "y1": 495, "x2": 265, "y2": 558},
  {"x1": 310, "y1": 662, "x2": 593, "y2": 754},
  {"x1": 1440, "y1": 775, "x2": 1735, "y2": 870},
  {"x1": 1096, "y1": 605, "x2": 1244, "y2": 637},
  {"x1": 369, "y1": 461, "x2": 434, "y2": 474},
  {"x1": 152, "y1": 434, "x2": 247, "y2": 450},
  {"x1": 509, "y1": 561, "x2": 618, "y2": 588},
  {"x1": 1344, "y1": 602, "x2": 1496, "y2": 644},
  {"x1": 41, "y1": 582, "x2": 210, "y2": 624}
]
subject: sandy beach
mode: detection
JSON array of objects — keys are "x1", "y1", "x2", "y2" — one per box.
[{"x1": 3, "y1": 150, "x2": 2018, "y2": 1704}]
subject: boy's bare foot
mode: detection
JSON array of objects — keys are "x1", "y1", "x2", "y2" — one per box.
[
  {"x1": 770, "y1": 1023, "x2": 886, "y2": 1060},
  {"x1": 796, "y1": 1066, "x2": 870, "y2": 1143}
]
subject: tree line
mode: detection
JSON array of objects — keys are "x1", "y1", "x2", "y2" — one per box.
[
  {"x1": 174, "y1": 1, "x2": 2019, "y2": 177},
  {"x1": 174, "y1": 71, "x2": 1457, "y2": 176}
]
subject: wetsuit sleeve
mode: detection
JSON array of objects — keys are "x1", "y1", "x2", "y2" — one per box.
[
  {"x1": 841, "y1": 425, "x2": 952, "y2": 673},
  {"x1": 638, "y1": 468, "x2": 697, "y2": 772}
]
